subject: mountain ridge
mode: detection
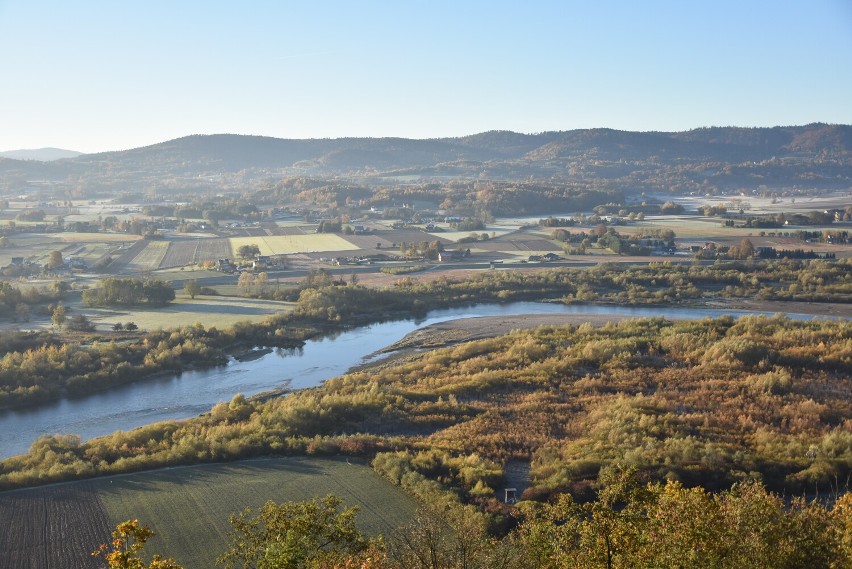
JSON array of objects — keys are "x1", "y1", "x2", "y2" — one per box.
[{"x1": 1, "y1": 124, "x2": 850, "y2": 194}]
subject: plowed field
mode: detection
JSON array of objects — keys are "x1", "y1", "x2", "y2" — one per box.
[
  {"x1": 0, "y1": 457, "x2": 416, "y2": 569},
  {"x1": 0, "y1": 484, "x2": 110, "y2": 569}
]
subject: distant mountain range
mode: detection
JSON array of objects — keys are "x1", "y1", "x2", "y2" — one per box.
[
  {"x1": 1, "y1": 124, "x2": 850, "y2": 195},
  {"x1": 72, "y1": 124, "x2": 852, "y2": 171},
  {"x1": 0, "y1": 148, "x2": 83, "y2": 161}
]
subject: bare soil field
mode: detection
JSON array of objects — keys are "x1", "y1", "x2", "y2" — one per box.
[
  {"x1": 0, "y1": 483, "x2": 111, "y2": 569},
  {"x1": 474, "y1": 237, "x2": 563, "y2": 253},
  {"x1": 159, "y1": 238, "x2": 231, "y2": 268},
  {"x1": 379, "y1": 228, "x2": 454, "y2": 246},
  {"x1": 340, "y1": 234, "x2": 396, "y2": 250},
  {"x1": 158, "y1": 240, "x2": 199, "y2": 268}
]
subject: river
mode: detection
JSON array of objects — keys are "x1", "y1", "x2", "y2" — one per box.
[{"x1": 0, "y1": 302, "x2": 833, "y2": 459}]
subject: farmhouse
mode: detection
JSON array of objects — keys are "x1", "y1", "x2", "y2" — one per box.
[{"x1": 437, "y1": 249, "x2": 471, "y2": 262}]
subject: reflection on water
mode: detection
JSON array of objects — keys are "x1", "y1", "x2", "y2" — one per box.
[{"x1": 0, "y1": 302, "x2": 832, "y2": 458}]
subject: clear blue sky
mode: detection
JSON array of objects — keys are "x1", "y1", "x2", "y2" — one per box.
[{"x1": 1, "y1": 0, "x2": 851, "y2": 153}]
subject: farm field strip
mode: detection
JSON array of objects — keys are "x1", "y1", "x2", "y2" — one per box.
[
  {"x1": 158, "y1": 240, "x2": 197, "y2": 268},
  {"x1": 124, "y1": 240, "x2": 169, "y2": 272},
  {"x1": 268, "y1": 226, "x2": 309, "y2": 236},
  {"x1": 0, "y1": 484, "x2": 111, "y2": 569},
  {"x1": 341, "y1": 234, "x2": 396, "y2": 249},
  {"x1": 192, "y1": 238, "x2": 231, "y2": 264},
  {"x1": 431, "y1": 229, "x2": 516, "y2": 243},
  {"x1": 382, "y1": 229, "x2": 453, "y2": 245},
  {"x1": 474, "y1": 238, "x2": 563, "y2": 252},
  {"x1": 0, "y1": 457, "x2": 416, "y2": 569},
  {"x1": 229, "y1": 235, "x2": 359, "y2": 256},
  {"x1": 3, "y1": 234, "x2": 65, "y2": 246},
  {"x1": 56, "y1": 232, "x2": 141, "y2": 243},
  {"x1": 105, "y1": 240, "x2": 149, "y2": 273}
]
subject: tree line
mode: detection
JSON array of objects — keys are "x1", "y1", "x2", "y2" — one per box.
[{"x1": 82, "y1": 278, "x2": 175, "y2": 307}]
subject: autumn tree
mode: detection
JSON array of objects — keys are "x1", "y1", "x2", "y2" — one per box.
[
  {"x1": 738, "y1": 237, "x2": 755, "y2": 259},
  {"x1": 515, "y1": 468, "x2": 846, "y2": 569},
  {"x1": 660, "y1": 201, "x2": 684, "y2": 214},
  {"x1": 92, "y1": 519, "x2": 183, "y2": 569},
  {"x1": 390, "y1": 505, "x2": 517, "y2": 569},
  {"x1": 51, "y1": 304, "x2": 66, "y2": 329},
  {"x1": 217, "y1": 495, "x2": 373, "y2": 569},
  {"x1": 47, "y1": 250, "x2": 64, "y2": 269},
  {"x1": 183, "y1": 279, "x2": 201, "y2": 299},
  {"x1": 255, "y1": 272, "x2": 268, "y2": 294},
  {"x1": 238, "y1": 272, "x2": 255, "y2": 294}
]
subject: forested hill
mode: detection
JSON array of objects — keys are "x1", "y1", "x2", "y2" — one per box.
[
  {"x1": 71, "y1": 124, "x2": 852, "y2": 170},
  {"x1": 1, "y1": 124, "x2": 851, "y2": 194}
]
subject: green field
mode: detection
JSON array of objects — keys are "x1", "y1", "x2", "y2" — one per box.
[
  {"x1": 84, "y1": 295, "x2": 293, "y2": 330},
  {"x1": 0, "y1": 457, "x2": 417, "y2": 569}
]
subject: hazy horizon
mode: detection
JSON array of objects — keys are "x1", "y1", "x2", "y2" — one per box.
[{"x1": 2, "y1": 0, "x2": 851, "y2": 153}]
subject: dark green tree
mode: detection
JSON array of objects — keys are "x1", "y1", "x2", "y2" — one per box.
[
  {"x1": 238, "y1": 244, "x2": 261, "y2": 260},
  {"x1": 143, "y1": 280, "x2": 176, "y2": 306}
]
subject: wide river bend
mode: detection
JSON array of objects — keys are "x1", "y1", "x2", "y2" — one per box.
[{"x1": 0, "y1": 302, "x2": 834, "y2": 458}]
